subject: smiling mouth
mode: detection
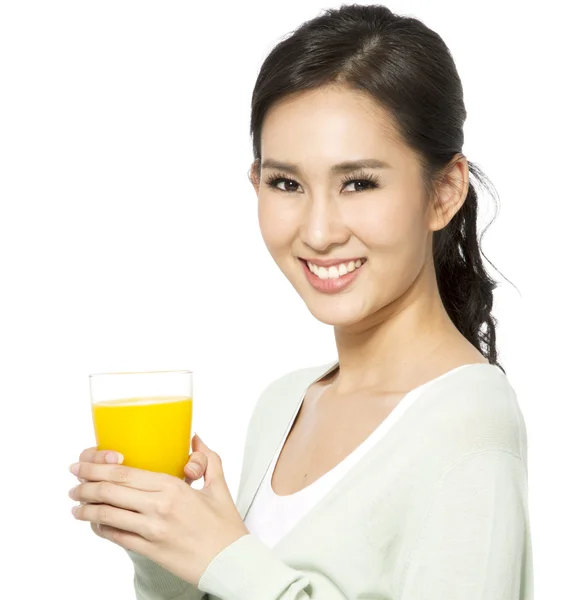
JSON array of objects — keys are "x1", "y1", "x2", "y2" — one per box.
[{"x1": 300, "y1": 258, "x2": 367, "y2": 280}]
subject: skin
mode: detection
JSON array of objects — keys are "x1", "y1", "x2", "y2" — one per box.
[
  {"x1": 249, "y1": 82, "x2": 487, "y2": 399},
  {"x1": 69, "y1": 82, "x2": 487, "y2": 582}
]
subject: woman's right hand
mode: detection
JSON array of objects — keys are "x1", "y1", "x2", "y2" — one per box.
[{"x1": 72, "y1": 437, "x2": 208, "y2": 542}]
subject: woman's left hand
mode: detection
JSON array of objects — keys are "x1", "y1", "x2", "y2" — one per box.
[{"x1": 68, "y1": 434, "x2": 249, "y2": 586}]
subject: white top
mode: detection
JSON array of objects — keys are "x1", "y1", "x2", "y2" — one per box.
[{"x1": 244, "y1": 363, "x2": 490, "y2": 548}]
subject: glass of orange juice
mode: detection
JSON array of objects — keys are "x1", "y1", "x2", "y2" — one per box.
[{"x1": 90, "y1": 370, "x2": 193, "y2": 479}]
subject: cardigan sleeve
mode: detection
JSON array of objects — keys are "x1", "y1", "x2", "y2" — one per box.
[
  {"x1": 197, "y1": 533, "x2": 347, "y2": 599},
  {"x1": 396, "y1": 450, "x2": 533, "y2": 600},
  {"x1": 126, "y1": 549, "x2": 206, "y2": 600}
]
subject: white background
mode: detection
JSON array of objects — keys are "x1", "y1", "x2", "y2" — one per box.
[{"x1": 1, "y1": 1, "x2": 567, "y2": 598}]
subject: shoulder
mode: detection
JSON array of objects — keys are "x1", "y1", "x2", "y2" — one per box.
[{"x1": 407, "y1": 363, "x2": 528, "y2": 465}]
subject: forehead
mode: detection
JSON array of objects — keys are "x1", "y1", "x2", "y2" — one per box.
[{"x1": 260, "y1": 85, "x2": 405, "y2": 162}]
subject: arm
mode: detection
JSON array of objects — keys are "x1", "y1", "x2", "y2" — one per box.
[{"x1": 396, "y1": 450, "x2": 533, "y2": 600}]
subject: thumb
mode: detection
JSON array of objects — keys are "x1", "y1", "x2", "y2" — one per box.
[{"x1": 192, "y1": 433, "x2": 225, "y2": 491}]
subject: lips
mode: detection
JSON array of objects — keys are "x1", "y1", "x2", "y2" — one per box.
[{"x1": 299, "y1": 257, "x2": 366, "y2": 294}]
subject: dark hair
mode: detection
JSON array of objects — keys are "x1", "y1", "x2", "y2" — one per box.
[{"x1": 249, "y1": 3, "x2": 512, "y2": 372}]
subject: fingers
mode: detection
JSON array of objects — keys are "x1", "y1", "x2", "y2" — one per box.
[
  {"x1": 91, "y1": 522, "x2": 124, "y2": 545},
  {"x1": 79, "y1": 447, "x2": 124, "y2": 465},
  {"x1": 70, "y1": 461, "x2": 173, "y2": 492},
  {"x1": 73, "y1": 503, "x2": 148, "y2": 538},
  {"x1": 90, "y1": 522, "x2": 104, "y2": 539},
  {"x1": 184, "y1": 451, "x2": 208, "y2": 480},
  {"x1": 77, "y1": 447, "x2": 124, "y2": 483},
  {"x1": 70, "y1": 480, "x2": 151, "y2": 514}
]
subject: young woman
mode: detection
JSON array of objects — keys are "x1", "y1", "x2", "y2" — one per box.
[{"x1": 69, "y1": 4, "x2": 533, "y2": 599}]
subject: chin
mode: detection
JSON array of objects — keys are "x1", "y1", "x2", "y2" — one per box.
[{"x1": 303, "y1": 296, "x2": 370, "y2": 327}]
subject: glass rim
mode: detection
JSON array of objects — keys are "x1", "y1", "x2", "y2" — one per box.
[{"x1": 89, "y1": 369, "x2": 193, "y2": 378}]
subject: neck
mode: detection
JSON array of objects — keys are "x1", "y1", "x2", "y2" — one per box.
[{"x1": 331, "y1": 262, "x2": 462, "y2": 394}]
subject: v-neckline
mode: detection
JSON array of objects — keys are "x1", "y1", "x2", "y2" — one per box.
[
  {"x1": 241, "y1": 361, "x2": 501, "y2": 549},
  {"x1": 239, "y1": 361, "x2": 338, "y2": 519},
  {"x1": 267, "y1": 362, "x2": 340, "y2": 498},
  {"x1": 266, "y1": 361, "x2": 489, "y2": 499}
]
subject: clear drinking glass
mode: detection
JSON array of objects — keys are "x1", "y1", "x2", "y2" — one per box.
[{"x1": 90, "y1": 370, "x2": 193, "y2": 478}]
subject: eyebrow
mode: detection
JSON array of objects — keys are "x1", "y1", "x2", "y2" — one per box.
[{"x1": 260, "y1": 158, "x2": 391, "y2": 176}]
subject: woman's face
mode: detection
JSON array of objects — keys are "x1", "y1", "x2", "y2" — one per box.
[{"x1": 251, "y1": 84, "x2": 446, "y2": 328}]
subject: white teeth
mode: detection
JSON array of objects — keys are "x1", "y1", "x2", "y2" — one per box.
[{"x1": 307, "y1": 259, "x2": 365, "y2": 280}]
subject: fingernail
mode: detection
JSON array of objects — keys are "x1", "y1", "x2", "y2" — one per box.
[
  {"x1": 69, "y1": 463, "x2": 80, "y2": 475},
  {"x1": 71, "y1": 505, "x2": 79, "y2": 517},
  {"x1": 105, "y1": 452, "x2": 124, "y2": 464}
]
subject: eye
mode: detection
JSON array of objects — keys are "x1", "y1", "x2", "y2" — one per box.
[
  {"x1": 339, "y1": 170, "x2": 381, "y2": 193},
  {"x1": 263, "y1": 170, "x2": 382, "y2": 194},
  {"x1": 263, "y1": 172, "x2": 300, "y2": 193}
]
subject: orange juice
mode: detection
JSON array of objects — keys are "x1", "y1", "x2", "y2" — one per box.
[{"x1": 92, "y1": 395, "x2": 193, "y2": 478}]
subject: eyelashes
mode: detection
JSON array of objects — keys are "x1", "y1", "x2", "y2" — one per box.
[{"x1": 263, "y1": 170, "x2": 382, "y2": 194}]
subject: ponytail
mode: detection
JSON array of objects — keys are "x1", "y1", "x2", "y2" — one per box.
[{"x1": 433, "y1": 162, "x2": 504, "y2": 371}]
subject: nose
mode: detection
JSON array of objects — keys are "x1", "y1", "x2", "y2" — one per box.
[{"x1": 299, "y1": 195, "x2": 350, "y2": 253}]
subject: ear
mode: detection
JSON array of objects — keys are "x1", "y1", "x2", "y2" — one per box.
[
  {"x1": 428, "y1": 154, "x2": 470, "y2": 232},
  {"x1": 248, "y1": 159, "x2": 261, "y2": 193}
]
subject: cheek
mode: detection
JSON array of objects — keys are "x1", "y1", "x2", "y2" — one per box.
[
  {"x1": 258, "y1": 196, "x2": 297, "y2": 255},
  {"x1": 346, "y1": 195, "x2": 428, "y2": 284},
  {"x1": 346, "y1": 195, "x2": 423, "y2": 249}
]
